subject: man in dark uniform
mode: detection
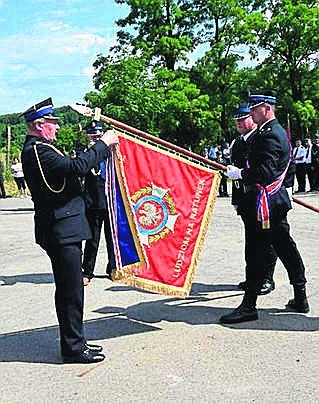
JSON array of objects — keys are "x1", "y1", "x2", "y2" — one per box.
[
  {"x1": 221, "y1": 90, "x2": 309, "y2": 324},
  {"x1": 231, "y1": 104, "x2": 276, "y2": 295},
  {"x1": 82, "y1": 120, "x2": 115, "y2": 286},
  {"x1": 21, "y1": 98, "x2": 119, "y2": 362}
]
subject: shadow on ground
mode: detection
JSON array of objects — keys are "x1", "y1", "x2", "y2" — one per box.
[
  {"x1": 98, "y1": 282, "x2": 319, "y2": 332},
  {"x1": 0, "y1": 207, "x2": 34, "y2": 214},
  {"x1": 0, "y1": 273, "x2": 54, "y2": 285},
  {"x1": 0, "y1": 316, "x2": 160, "y2": 364},
  {"x1": 1, "y1": 282, "x2": 318, "y2": 364},
  {"x1": 106, "y1": 282, "x2": 240, "y2": 295}
]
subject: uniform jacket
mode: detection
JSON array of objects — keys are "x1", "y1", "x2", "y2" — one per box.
[
  {"x1": 230, "y1": 128, "x2": 257, "y2": 208},
  {"x1": 241, "y1": 118, "x2": 292, "y2": 218},
  {"x1": 22, "y1": 135, "x2": 110, "y2": 249},
  {"x1": 312, "y1": 143, "x2": 319, "y2": 168},
  {"x1": 84, "y1": 162, "x2": 107, "y2": 210}
]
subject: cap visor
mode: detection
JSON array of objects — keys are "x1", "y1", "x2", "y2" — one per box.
[
  {"x1": 43, "y1": 114, "x2": 60, "y2": 120},
  {"x1": 249, "y1": 102, "x2": 265, "y2": 109},
  {"x1": 235, "y1": 114, "x2": 250, "y2": 120}
]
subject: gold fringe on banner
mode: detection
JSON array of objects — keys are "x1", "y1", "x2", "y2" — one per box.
[{"x1": 111, "y1": 129, "x2": 221, "y2": 297}]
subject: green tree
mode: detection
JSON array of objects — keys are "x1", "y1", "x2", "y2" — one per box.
[
  {"x1": 86, "y1": 54, "x2": 214, "y2": 151},
  {"x1": 114, "y1": 0, "x2": 199, "y2": 70},
  {"x1": 153, "y1": 67, "x2": 213, "y2": 151},
  {"x1": 86, "y1": 55, "x2": 164, "y2": 133},
  {"x1": 190, "y1": 0, "x2": 265, "y2": 140},
  {"x1": 255, "y1": 0, "x2": 319, "y2": 137}
]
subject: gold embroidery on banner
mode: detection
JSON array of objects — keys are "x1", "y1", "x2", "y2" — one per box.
[{"x1": 111, "y1": 130, "x2": 221, "y2": 297}]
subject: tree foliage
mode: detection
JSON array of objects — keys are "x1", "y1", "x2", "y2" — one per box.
[
  {"x1": 114, "y1": 0, "x2": 199, "y2": 70},
  {"x1": 86, "y1": 54, "x2": 213, "y2": 151},
  {"x1": 1, "y1": 0, "x2": 319, "y2": 157},
  {"x1": 251, "y1": 0, "x2": 319, "y2": 136}
]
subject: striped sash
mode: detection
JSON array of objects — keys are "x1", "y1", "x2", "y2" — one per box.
[
  {"x1": 256, "y1": 161, "x2": 290, "y2": 229},
  {"x1": 105, "y1": 153, "x2": 123, "y2": 270}
]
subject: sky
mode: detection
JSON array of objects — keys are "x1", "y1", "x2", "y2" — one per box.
[
  {"x1": 0, "y1": 0, "x2": 129, "y2": 115},
  {"x1": 0, "y1": 0, "x2": 262, "y2": 117}
]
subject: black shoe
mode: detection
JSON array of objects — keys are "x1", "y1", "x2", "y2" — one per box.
[
  {"x1": 238, "y1": 281, "x2": 247, "y2": 290},
  {"x1": 286, "y1": 298, "x2": 310, "y2": 313},
  {"x1": 63, "y1": 348, "x2": 105, "y2": 364},
  {"x1": 86, "y1": 343, "x2": 103, "y2": 353},
  {"x1": 259, "y1": 280, "x2": 275, "y2": 295},
  {"x1": 220, "y1": 305, "x2": 258, "y2": 324}
]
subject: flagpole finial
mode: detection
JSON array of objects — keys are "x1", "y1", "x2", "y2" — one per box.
[
  {"x1": 69, "y1": 103, "x2": 93, "y2": 117},
  {"x1": 94, "y1": 107, "x2": 101, "y2": 121}
]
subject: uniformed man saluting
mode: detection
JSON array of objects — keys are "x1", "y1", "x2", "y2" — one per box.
[{"x1": 21, "y1": 98, "x2": 118, "y2": 363}]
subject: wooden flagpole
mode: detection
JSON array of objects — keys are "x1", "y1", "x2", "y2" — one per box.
[{"x1": 69, "y1": 104, "x2": 319, "y2": 214}]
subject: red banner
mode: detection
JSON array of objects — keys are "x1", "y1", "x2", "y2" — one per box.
[{"x1": 114, "y1": 132, "x2": 220, "y2": 297}]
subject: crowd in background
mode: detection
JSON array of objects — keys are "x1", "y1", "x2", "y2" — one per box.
[
  {"x1": 1, "y1": 132, "x2": 319, "y2": 200},
  {"x1": 203, "y1": 142, "x2": 231, "y2": 197},
  {"x1": 204, "y1": 133, "x2": 319, "y2": 197},
  {"x1": 292, "y1": 134, "x2": 319, "y2": 194}
]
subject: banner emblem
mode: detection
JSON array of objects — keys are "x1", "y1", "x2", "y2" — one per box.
[{"x1": 132, "y1": 184, "x2": 178, "y2": 246}]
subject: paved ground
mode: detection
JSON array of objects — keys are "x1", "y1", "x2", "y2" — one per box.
[{"x1": 0, "y1": 194, "x2": 318, "y2": 404}]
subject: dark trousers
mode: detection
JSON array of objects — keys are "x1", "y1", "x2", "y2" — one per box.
[
  {"x1": 0, "y1": 178, "x2": 5, "y2": 198},
  {"x1": 14, "y1": 176, "x2": 26, "y2": 190},
  {"x1": 242, "y1": 212, "x2": 306, "y2": 292},
  {"x1": 219, "y1": 173, "x2": 228, "y2": 196},
  {"x1": 82, "y1": 209, "x2": 114, "y2": 278},
  {"x1": 312, "y1": 165, "x2": 319, "y2": 191},
  {"x1": 242, "y1": 215, "x2": 277, "y2": 283},
  {"x1": 295, "y1": 163, "x2": 306, "y2": 192},
  {"x1": 46, "y1": 242, "x2": 86, "y2": 356},
  {"x1": 305, "y1": 164, "x2": 314, "y2": 191}
]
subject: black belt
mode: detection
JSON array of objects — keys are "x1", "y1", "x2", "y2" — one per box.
[
  {"x1": 243, "y1": 185, "x2": 256, "y2": 193},
  {"x1": 234, "y1": 180, "x2": 255, "y2": 193}
]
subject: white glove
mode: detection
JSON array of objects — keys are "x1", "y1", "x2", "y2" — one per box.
[
  {"x1": 286, "y1": 187, "x2": 293, "y2": 201},
  {"x1": 225, "y1": 165, "x2": 243, "y2": 180},
  {"x1": 100, "y1": 130, "x2": 119, "y2": 147}
]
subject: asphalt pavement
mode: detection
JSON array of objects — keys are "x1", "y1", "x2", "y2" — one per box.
[{"x1": 0, "y1": 194, "x2": 318, "y2": 403}]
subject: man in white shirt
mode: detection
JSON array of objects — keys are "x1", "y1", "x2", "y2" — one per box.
[
  {"x1": 292, "y1": 139, "x2": 306, "y2": 193},
  {"x1": 304, "y1": 138, "x2": 314, "y2": 192},
  {"x1": 11, "y1": 157, "x2": 27, "y2": 197},
  {"x1": 311, "y1": 134, "x2": 319, "y2": 192}
]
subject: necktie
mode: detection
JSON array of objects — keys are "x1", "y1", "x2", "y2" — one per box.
[
  {"x1": 293, "y1": 147, "x2": 298, "y2": 159},
  {"x1": 306, "y1": 147, "x2": 310, "y2": 158}
]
